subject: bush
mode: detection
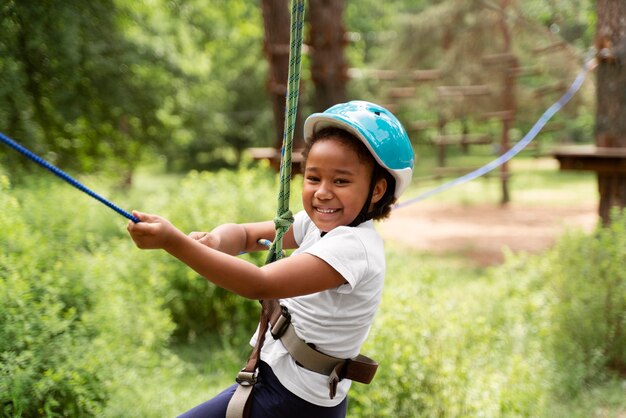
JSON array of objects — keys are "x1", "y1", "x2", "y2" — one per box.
[
  {"x1": 1, "y1": 162, "x2": 305, "y2": 415},
  {"x1": 349, "y1": 248, "x2": 554, "y2": 417},
  {"x1": 546, "y1": 209, "x2": 626, "y2": 396},
  {"x1": 0, "y1": 175, "x2": 175, "y2": 417},
  {"x1": 129, "y1": 164, "x2": 291, "y2": 342},
  {"x1": 349, "y1": 210, "x2": 626, "y2": 417},
  {"x1": 3, "y1": 166, "x2": 625, "y2": 416}
]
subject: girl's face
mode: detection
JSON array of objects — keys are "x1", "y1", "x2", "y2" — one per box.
[{"x1": 302, "y1": 137, "x2": 386, "y2": 233}]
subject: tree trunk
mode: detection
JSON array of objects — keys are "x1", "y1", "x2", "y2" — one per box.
[
  {"x1": 308, "y1": 0, "x2": 348, "y2": 111},
  {"x1": 595, "y1": 0, "x2": 626, "y2": 224},
  {"x1": 497, "y1": 0, "x2": 516, "y2": 205},
  {"x1": 261, "y1": 0, "x2": 304, "y2": 149}
]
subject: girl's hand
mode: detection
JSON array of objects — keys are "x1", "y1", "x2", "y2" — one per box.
[
  {"x1": 127, "y1": 211, "x2": 182, "y2": 250},
  {"x1": 188, "y1": 231, "x2": 221, "y2": 250}
]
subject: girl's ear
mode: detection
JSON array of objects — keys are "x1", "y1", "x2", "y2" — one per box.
[{"x1": 371, "y1": 177, "x2": 388, "y2": 204}]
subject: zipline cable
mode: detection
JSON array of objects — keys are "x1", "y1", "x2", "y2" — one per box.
[
  {"x1": 0, "y1": 131, "x2": 140, "y2": 223},
  {"x1": 394, "y1": 51, "x2": 597, "y2": 210}
]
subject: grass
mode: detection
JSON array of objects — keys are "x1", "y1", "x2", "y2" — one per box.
[
  {"x1": 166, "y1": 336, "x2": 246, "y2": 413},
  {"x1": 98, "y1": 336, "x2": 246, "y2": 417},
  {"x1": 544, "y1": 379, "x2": 626, "y2": 418}
]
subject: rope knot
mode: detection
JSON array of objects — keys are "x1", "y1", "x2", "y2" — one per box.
[{"x1": 273, "y1": 210, "x2": 294, "y2": 231}]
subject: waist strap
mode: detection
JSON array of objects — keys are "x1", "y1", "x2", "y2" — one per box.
[
  {"x1": 225, "y1": 299, "x2": 378, "y2": 418},
  {"x1": 268, "y1": 302, "x2": 378, "y2": 398}
]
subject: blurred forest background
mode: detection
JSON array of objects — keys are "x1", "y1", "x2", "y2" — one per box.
[
  {"x1": 3, "y1": 1, "x2": 626, "y2": 418},
  {"x1": 1, "y1": 0, "x2": 596, "y2": 180}
]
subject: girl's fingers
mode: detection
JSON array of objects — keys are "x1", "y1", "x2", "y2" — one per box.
[{"x1": 189, "y1": 231, "x2": 208, "y2": 240}]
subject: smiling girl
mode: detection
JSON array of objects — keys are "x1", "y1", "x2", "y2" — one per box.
[{"x1": 127, "y1": 101, "x2": 414, "y2": 418}]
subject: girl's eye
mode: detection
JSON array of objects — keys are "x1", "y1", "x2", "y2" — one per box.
[
  {"x1": 335, "y1": 178, "x2": 349, "y2": 185},
  {"x1": 306, "y1": 176, "x2": 320, "y2": 183}
]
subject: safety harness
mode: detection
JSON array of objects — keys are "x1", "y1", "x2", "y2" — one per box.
[{"x1": 225, "y1": 299, "x2": 378, "y2": 418}]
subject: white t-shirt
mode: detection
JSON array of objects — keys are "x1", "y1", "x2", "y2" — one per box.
[{"x1": 256, "y1": 210, "x2": 386, "y2": 406}]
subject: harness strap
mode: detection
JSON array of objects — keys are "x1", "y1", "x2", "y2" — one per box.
[
  {"x1": 225, "y1": 299, "x2": 283, "y2": 418},
  {"x1": 225, "y1": 380, "x2": 252, "y2": 418},
  {"x1": 226, "y1": 299, "x2": 379, "y2": 416},
  {"x1": 268, "y1": 300, "x2": 378, "y2": 398}
]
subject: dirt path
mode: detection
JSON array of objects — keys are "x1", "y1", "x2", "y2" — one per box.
[{"x1": 379, "y1": 202, "x2": 599, "y2": 266}]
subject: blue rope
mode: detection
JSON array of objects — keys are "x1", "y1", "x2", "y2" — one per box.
[
  {"x1": 0, "y1": 132, "x2": 140, "y2": 223},
  {"x1": 395, "y1": 54, "x2": 596, "y2": 210}
]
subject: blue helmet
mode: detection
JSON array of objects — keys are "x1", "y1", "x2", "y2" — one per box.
[{"x1": 303, "y1": 100, "x2": 414, "y2": 198}]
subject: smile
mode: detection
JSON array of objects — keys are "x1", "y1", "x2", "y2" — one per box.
[{"x1": 315, "y1": 207, "x2": 339, "y2": 214}]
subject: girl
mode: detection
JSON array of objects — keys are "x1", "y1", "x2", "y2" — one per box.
[{"x1": 127, "y1": 100, "x2": 414, "y2": 417}]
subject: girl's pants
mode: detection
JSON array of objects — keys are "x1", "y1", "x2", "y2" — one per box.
[{"x1": 177, "y1": 361, "x2": 348, "y2": 418}]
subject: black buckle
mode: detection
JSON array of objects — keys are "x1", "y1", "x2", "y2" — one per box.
[
  {"x1": 235, "y1": 368, "x2": 258, "y2": 386},
  {"x1": 270, "y1": 307, "x2": 291, "y2": 339}
]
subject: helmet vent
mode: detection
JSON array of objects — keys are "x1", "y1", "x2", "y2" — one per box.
[{"x1": 374, "y1": 111, "x2": 381, "y2": 116}]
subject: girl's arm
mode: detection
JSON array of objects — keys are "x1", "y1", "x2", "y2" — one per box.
[
  {"x1": 127, "y1": 211, "x2": 343, "y2": 300},
  {"x1": 189, "y1": 220, "x2": 297, "y2": 255}
]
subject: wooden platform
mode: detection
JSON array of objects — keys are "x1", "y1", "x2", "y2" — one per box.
[
  {"x1": 553, "y1": 145, "x2": 626, "y2": 174},
  {"x1": 248, "y1": 147, "x2": 305, "y2": 174}
]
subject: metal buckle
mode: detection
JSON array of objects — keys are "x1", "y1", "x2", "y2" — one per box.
[
  {"x1": 270, "y1": 307, "x2": 291, "y2": 339},
  {"x1": 235, "y1": 368, "x2": 258, "y2": 386}
]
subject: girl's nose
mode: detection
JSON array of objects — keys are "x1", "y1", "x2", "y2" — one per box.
[{"x1": 314, "y1": 181, "x2": 333, "y2": 200}]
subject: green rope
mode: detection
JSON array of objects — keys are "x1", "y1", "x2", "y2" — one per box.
[{"x1": 265, "y1": 0, "x2": 305, "y2": 265}]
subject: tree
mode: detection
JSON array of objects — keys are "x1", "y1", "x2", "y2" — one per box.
[
  {"x1": 595, "y1": 0, "x2": 626, "y2": 223},
  {"x1": 308, "y1": 0, "x2": 348, "y2": 111},
  {"x1": 0, "y1": 1, "x2": 167, "y2": 179},
  {"x1": 1, "y1": 1, "x2": 274, "y2": 175},
  {"x1": 156, "y1": 0, "x2": 270, "y2": 170},
  {"x1": 261, "y1": 0, "x2": 304, "y2": 150}
]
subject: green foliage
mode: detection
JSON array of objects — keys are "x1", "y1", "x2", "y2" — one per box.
[
  {"x1": 0, "y1": 175, "x2": 175, "y2": 416},
  {"x1": 126, "y1": 0, "x2": 272, "y2": 171},
  {"x1": 129, "y1": 163, "x2": 282, "y2": 341},
  {"x1": 344, "y1": 0, "x2": 430, "y2": 68},
  {"x1": 348, "y1": 210, "x2": 626, "y2": 417},
  {"x1": 546, "y1": 209, "x2": 626, "y2": 396},
  {"x1": 520, "y1": 0, "x2": 595, "y2": 47},
  {"x1": 2, "y1": 165, "x2": 625, "y2": 416},
  {"x1": 350, "y1": 0, "x2": 596, "y2": 151},
  {"x1": 349, "y1": 250, "x2": 554, "y2": 417},
  {"x1": 0, "y1": 1, "x2": 165, "y2": 176},
  {"x1": 0, "y1": 0, "x2": 272, "y2": 176}
]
